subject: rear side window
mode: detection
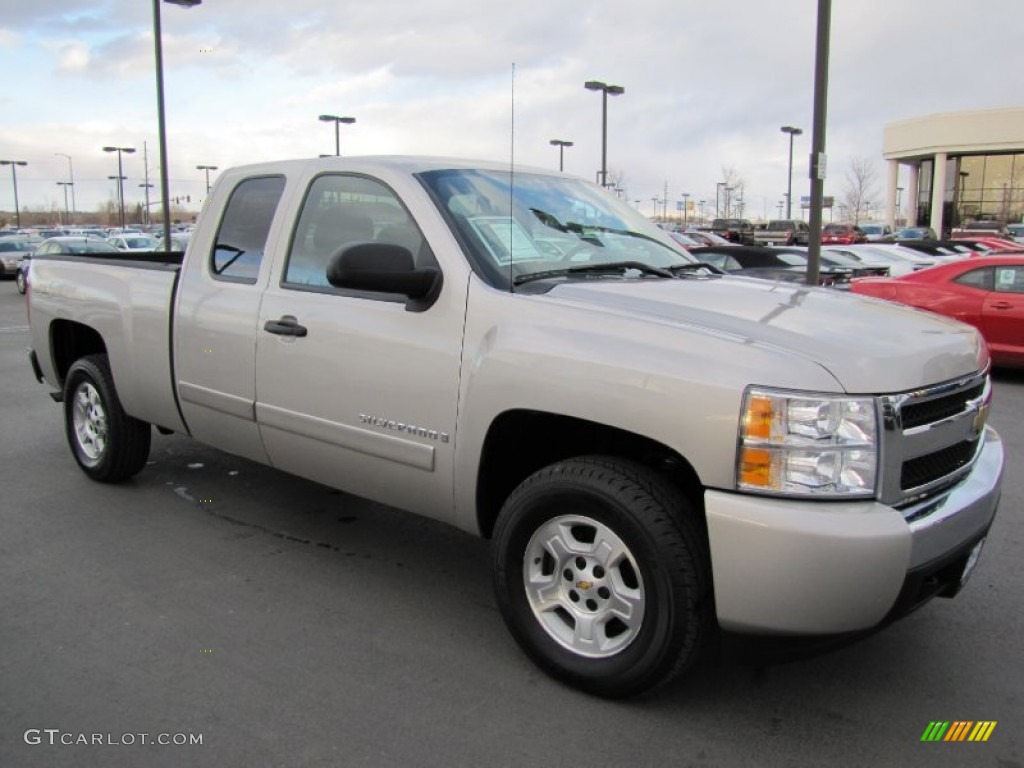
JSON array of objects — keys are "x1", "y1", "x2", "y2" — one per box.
[
  {"x1": 210, "y1": 175, "x2": 286, "y2": 283},
  {"x1": 954, "y1": 268, "x2": 992, "y2": 290}
]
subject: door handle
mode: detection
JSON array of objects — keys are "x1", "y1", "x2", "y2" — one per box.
[
  {"x1": 989, "y1": 302, "x2": 1013, "y2": 310},
  {"x1": 263, "y1": 316, "x2": 308, "y2": 337}
]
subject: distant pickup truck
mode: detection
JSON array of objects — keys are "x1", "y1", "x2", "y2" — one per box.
[
  {"x1": 26, "y1": 156, "x2": 1003, "y2": 698},
  {"x1": 709, "y1": 217, "x2": 755, "y2": 244},
  {"x1": 752, "y1": 219, "x2": 810, "y2": 246}
]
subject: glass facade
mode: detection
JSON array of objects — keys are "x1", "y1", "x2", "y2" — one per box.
[{"x1": 917, "y1": 152, "x2": 1024, "y2": 231}]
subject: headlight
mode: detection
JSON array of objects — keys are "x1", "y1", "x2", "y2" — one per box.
[{"x1": 737, "y1": 387, "x2": 878, "y2": 497}]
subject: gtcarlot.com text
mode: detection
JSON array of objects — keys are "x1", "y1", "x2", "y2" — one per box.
[{"x1": 24, "y1": 729, "x2": 203, "y2": 746}]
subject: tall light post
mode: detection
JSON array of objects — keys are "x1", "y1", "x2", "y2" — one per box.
[
  {"x1": 681, "y1": 192, "x2": 690, "y2": 226},
  {"x1": 196, "y1": 164, "x2": 218, "y2": 194},
  {"x1": 57, "y1": 181, "x2": 73, "y2": 225},
  {"x1": 139, "y1": 183, "x2": 154, "y2": 225},
  {"x1": 319, "y1": 114, "x2": 356, "y2": 156},
  {"x1": 698, "y1": 199, "x2": 705, "y2": 225},
  {"x1": 154, "y1": 0, "x2": 202, "y2": 249},
  {"x1": 103, "y1": 146, "x2": 135, "y2": 229},
  {"x1": 780, "y1": 125, "x2": 803, "y2": 219},
  {"x1": 55, "y1": 153, "x2": 76, "y2": 224},
  {"x1": 549, "y1": 139, "x2": 573, "y2": 172},
  {"x1": 0, "y1": 160, "x2": 27, "y2": 229},
  {"x1": 584, "y1": 80, "x2": 624, "y2": 188}
]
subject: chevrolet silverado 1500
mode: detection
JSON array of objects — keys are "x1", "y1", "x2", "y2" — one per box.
[{"x1": 26, "y1": 156, "x2": 1004, "y2": 697}]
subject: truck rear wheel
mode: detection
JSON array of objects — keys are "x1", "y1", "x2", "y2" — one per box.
[
  {"x1": 64, "y1": 354, "x2": 151, "y2": 482},
  {"x1": 492, "y1": 456, "x2": 710, "y2": 698}
]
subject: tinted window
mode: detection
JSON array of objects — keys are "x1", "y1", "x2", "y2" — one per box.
[
  {"x1": 211, "y1": 176, "x2": 285, "y2": 283},
  {"x1": 954, "y1": 268, "x2": 992, "y2": 290},
  {"x1": 284, "y1": 174, "x2": 428, "y2": 291}
]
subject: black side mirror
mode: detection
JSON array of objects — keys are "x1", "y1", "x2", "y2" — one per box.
[{"x1": 326, "y1": 242, "x2": 441, "y2": 305}]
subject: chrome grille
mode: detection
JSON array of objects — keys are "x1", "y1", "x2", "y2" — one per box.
[{"x1": 878, "y1": 371, "x2": 990, "y2": 510}]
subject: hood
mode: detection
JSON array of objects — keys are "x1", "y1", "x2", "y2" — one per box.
[{"x1": 545, "y1": 275, "x2": 985, "y2": 393}]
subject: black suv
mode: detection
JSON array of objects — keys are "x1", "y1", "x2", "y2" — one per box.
[{"x1": 710, "y1": 218, "x2": 755, "y2": 244}]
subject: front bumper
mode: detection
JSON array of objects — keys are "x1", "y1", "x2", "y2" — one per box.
[{"x1": 705, "y1": 426, "x2": 1002, "y2": 635}]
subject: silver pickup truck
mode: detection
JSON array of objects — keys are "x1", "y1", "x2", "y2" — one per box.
[{"x1": 26, "y1": 156, "x2": 1003, "y2": 697}]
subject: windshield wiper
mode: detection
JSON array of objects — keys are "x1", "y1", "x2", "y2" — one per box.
[
  {"x1": 666, "y1": 262, "x2": 726, "y2": 276},
  {"x1": 513, "y1": 260, "x2": 676, "y2": 286}
]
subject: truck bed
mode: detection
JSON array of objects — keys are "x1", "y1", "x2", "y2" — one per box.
[{"x1": 28, "y1": 252, "x2": 188, "y2": 434}]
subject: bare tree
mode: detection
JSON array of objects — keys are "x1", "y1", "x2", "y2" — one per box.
[
  {"x1": 719, "y1": 166, "x2": 745, "y2": 218},
  {"x1": 841, "y1": 156, "x2": 880, "y2": 224}
]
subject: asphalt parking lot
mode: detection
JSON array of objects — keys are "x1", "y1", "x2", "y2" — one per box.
[{"x1": 0, "y1": 280, "x2": 1021, "y2": 768}]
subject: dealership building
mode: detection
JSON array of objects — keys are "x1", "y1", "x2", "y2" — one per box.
[{"x1": 883, "y1": 106, "x2": 1024, "y2": 235}]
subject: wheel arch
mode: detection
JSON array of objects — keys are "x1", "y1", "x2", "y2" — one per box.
[
  {"x1": 475, "y1": 409, "x2": 705, "y2": 539},
  {"x1": 50, "y1": 320, "x2": 107, "y2": 387}
]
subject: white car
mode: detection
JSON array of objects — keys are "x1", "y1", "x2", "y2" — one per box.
[{"x1": 108, "y1": 234, "x2": 159, "y2": 252}]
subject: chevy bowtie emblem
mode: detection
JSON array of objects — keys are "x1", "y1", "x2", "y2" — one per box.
[{"x1": 576, "y1": 580, "x2": 594, "y2": 590}]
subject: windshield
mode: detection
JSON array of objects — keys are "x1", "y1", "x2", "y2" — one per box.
[
  {"x1": 767, "y1": 221, "x2": 796, "y2": 231},
  {"x1": 417, "y1": 169, "x2": 696, "y2": 289}
]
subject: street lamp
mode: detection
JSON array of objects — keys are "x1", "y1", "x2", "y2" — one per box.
[
  {"x1": 196, "y1": 164, "x2": 218, "y2": 194},
  {"x1": 103, "y1": 146, "x2": 136, "y2": 229},
  {"x1": 55, "y1": 153, "x2": 76, "y2": 224},
  {"x1": 698, "y1": 199, "x2": 705, "y2": 225},
  {"x1": 549, "y1": 139, "x2": 573, "y2": 172},
  {"x1": 319, "y1": 114, "x2": 356, "y2": 156},
  {"x1": 139, "y1": 183, "x2": 155, "y2": 225},
  {"x1": 780, "y1": 125, "x2": 803, "y2": 219},
  {"x1": 154, "y1": 0, "x2": 202, "y2": 249},
  {"x1": 681, "y1": 192, "x2": 690, "y2": 226},
  {"x1": 0, "y1": 160, "x2": 27, "y2": 229},
  {"x1": 57, "y1": 181, "x2": 73, "y2": 225},
  {"x1": 584, "y1": 80, "x2": 624, "y2": 188}
]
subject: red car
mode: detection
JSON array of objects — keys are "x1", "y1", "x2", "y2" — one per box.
[
  {"x1": 822, "y1": 224, "x2": 868, "y2": 245},
  {"x1": 851, "y1": 255, "x2": 1024, "y2": 367}
]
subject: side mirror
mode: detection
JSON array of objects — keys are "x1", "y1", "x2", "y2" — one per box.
[{"x1": 326, "y1": 242, "x2": 441, "y2": 303}]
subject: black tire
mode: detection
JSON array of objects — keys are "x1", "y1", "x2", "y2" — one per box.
[
  {"x1": 63, "y1": 354, "x2": 151, "y2": 482},
  {"x1": 15, "y1": 269, "x2": 26, "y2": 295},
  {"x1": 492, "y1": 456, "x2": 711, "y2": 698}
]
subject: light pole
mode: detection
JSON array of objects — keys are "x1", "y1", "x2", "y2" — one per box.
[
  {"x1": 103, "y1": 146, "x2": 135, "y2": 229},
  {"x1": 549, "y1": 139, "x2": 573, "y2": 172},
  {"x1": 319, "y1": 114, "x2": 356, "y2": 156},
  {"x1": 154, "y1": 0, "x2": 202, "y2": 249},
  {"x1": 57, "y1": 181, "x2": 73, "y2": 225},
  {"x1": 196, "y1": 164, "x2": 218, "y2": 194},
  {"x1": 698, "y1": 199, "x2": 705, "y2": 225},
  {"x1": 139, "y1": 183, "x2": 154, "y2": 225},
  {"x1": 780, "y1": 125, "x2": 803, "y2": 219},
  {"x1": 55, "y1": 153, "x2": 76, "y2": 224},
  {"x1": 0, "y1": 160, "x2": 27, "y2": 229},
  {"x1": 681, "y1": 192, "x2": 690, "y2": 227},
  {"x1": 584, "y1": 80, "x2": 624, "y2": 188}
]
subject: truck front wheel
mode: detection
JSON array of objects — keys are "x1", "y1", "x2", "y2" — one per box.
[
  {"x1": 64, "y1": 354, "x2": 151, "y2": 482},
  {"x1": 492, "y1": 456, "x2": 711, "y2": 698}
]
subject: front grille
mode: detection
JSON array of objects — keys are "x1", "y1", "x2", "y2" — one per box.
[
  {"x1": 901, "y1": 439, "x2": 979, "y2": 491},
  {"x1": 901, "y1": 383, "x2": 985, "y2": 430},
  {"x1": 879, "y1": 371, "x2": 990, "y2": 509}
]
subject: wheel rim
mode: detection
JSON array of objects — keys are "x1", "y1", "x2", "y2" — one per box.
[
  {"x1": 16, "y1": 272, "x2": 25, "y2": 292},
  {"x1": 72, "y1": 382, "x2": 108, "y2": 464},
  {"x1": 523, "y1": 514, "x2": 645, "y2": 658}
]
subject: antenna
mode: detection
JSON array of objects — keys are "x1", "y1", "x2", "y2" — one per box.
[{"x1": 509, "y1": 62, "x2": 515, "y2": 293}]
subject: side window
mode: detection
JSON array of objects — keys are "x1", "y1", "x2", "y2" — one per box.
[
  {"x1": 210, "y1": 176, "x2": 286, "y2": 283},
  {"x1": 284, "y1": 174, "x2": 428, "y2": 292},
  {"x1": 954, "y1": 267, "x2": 992, "y2": 290},
  {"x1": 993, "y1": 266, "x2": 1024, "y2": 294}
]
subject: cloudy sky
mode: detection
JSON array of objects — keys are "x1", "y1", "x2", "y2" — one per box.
[{"x1": 1, "y1": 0, "x2": 1022, "y2": 222}]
